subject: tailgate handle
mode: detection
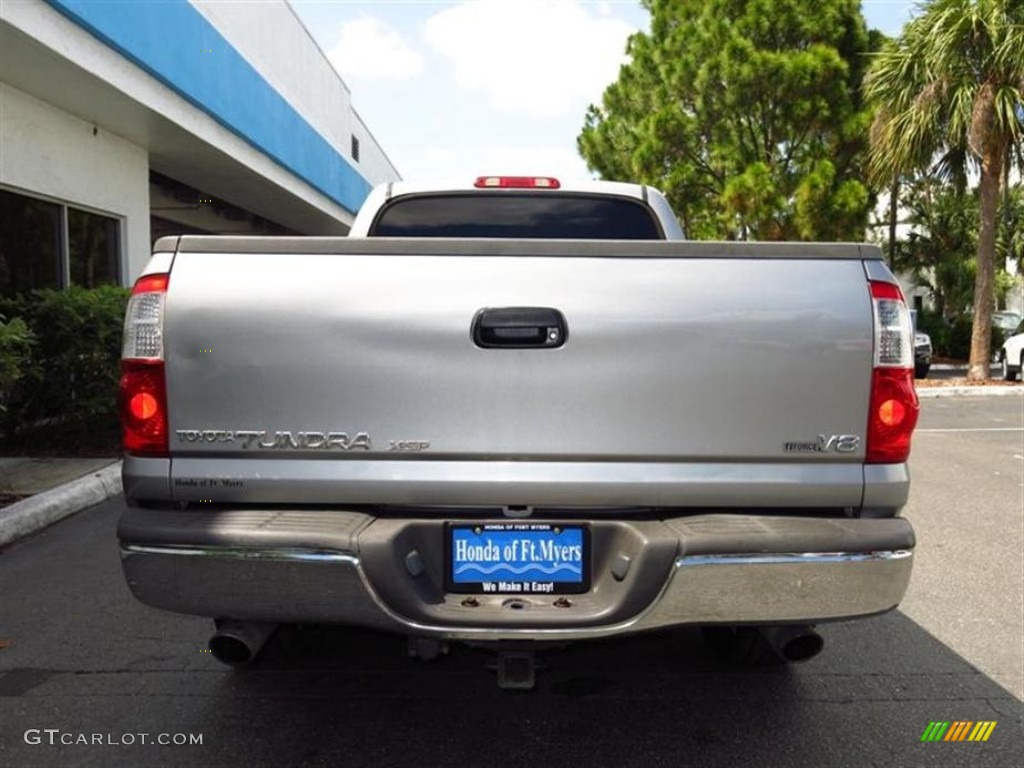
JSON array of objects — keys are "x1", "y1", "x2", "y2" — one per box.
[{"x1": 472, "y1": 307, "x2": 567, "y2": 349}]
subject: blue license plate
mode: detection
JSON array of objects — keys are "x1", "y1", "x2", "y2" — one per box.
[{"x1": 447, "y1": 523, "x2": 589, "y2": 595}]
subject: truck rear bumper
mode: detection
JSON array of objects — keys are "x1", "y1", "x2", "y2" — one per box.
[{"x1": 118, "y1": 508, "x2": 914, "y2": 642}]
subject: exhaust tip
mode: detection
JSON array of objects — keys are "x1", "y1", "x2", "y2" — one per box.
[
  {"x1": 209, "y1": 634, "x2": 254, "y2": 666},
  {"x1": 779, "y1": 630, "x2": 824, "y2": 663},
  {"x1": 702, "y1": 625, "x2": 825, "y2": 666},
  {"x1": 759, "y1": 625, "x2": 824, "y2": 664},
  {"x1": 208, "y1": 621, "x2": 277, "y2": 667}
]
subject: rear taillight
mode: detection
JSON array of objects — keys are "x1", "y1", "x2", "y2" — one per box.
[
  {"x1": 867, "y1": 281, "x2": 919, "y2": 464},
  {"x1": 120, "y1": 361, "x2": 168, "y2": 455},
  {"x1": 120, "y1": 274, "x2": 169, "y2": 456}
]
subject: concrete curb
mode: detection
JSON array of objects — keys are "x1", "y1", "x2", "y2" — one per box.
[
  {"x1": 916, "y1": 386, "x2": 1024, "y2": 398},
  {"x1": 0, "y1": 461, "x2": 122, "y2": 548}
]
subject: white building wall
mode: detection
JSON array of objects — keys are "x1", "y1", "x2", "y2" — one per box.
[
  {"x1": 2, "y1": 0, "x2": 401, "y2": 287},
  {"x1": 2, "y1": 0, "x2": 363, "y2": 227},
  {"x1": 0, "y1": 83, "x2": 150, "y2": 281},
  {"x1": 352, "y1": 110, "x2": 400, "y2": 187},
  {"x1": 191, "y1": 0, "x2": 400, "y2": 181}
]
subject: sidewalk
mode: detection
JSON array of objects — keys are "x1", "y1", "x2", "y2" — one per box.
[
  {"x1": 916, "y1": 385, "x2": 1022, "y2": 397},
  {"x1": 916, "y1": 363, "x2": 1024, "y2": 397},
  {"x1": 0, "y1": 457, "x2": 121, "y2": 547}
]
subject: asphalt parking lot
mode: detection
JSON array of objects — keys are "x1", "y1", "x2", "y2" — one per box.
[{"x1": 0, "y1": 396, "x2": 1021, "y2": 768}]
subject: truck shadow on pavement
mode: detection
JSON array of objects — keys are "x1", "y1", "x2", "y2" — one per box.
[{"x1": 204, "y1": 616, "x2": 1023, "y2": 768}]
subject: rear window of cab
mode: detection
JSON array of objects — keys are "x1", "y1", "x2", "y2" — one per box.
[{"x1": 368, "y1": 192, "x2": 664, "y2": 239}]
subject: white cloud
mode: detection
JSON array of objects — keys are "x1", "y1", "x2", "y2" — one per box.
[
  {"x1": 408, "y1": 145, "x2": 594, "y2": 183},
  {"x1": 327, "y1": 18, "x2": 424, "y2": 81},
  {"x1": 423, "y1": 0, "x2": 635, "y2": 118}
]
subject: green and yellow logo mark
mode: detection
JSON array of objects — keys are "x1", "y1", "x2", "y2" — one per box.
[{"x1": 920, "y1": 721, "x2": 997, "y2": 742}]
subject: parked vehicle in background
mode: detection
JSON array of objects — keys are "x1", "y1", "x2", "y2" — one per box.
[
  {"x1": 992, "y1": 311, "x2": 1022, "y2": 334},
  {"x1": 909, "y1": 310, "x2": 932, "y2": 379},
  {"x1": 914, "y1": 332, "x2": 932, "y2": 379},
  {"x1": 998, "y1": 320, "x2": 1024, "y2": 381}
]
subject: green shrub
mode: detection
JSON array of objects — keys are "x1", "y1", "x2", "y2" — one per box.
[
  {"x1": 916, "y1": 310, "x2": 951, "y2": 357},
  {"x1": 0, "y1": 315, "x2": 35, "y2": 415},
  {"x1": 0, "y1": 285, "x2": 130, "y2": 438},
  {"x1": 917, "y1": 310, "x2": 1003, "y2": 360},
  {"x1": 946, "y1": 318, "x2": 975, "y2": 360}
]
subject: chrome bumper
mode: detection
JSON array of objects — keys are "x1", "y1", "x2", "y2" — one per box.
[{"x1": 118, "y1": 508, "x2": 914, "y2": 642}]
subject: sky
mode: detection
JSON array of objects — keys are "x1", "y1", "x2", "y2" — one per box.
[{"x1": 290, "y1": 1, "x2": 918, "y2": 184}]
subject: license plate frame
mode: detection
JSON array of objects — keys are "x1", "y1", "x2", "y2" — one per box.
[{"x1": 445, "y1": 522, "x2": 590, "y2": 595}]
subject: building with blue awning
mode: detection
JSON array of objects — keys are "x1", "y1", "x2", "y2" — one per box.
[{"x1": 0, "y1": 0, "x2": 400, "y2": 294}]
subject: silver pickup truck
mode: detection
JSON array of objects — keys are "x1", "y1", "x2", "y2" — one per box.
[{"x1": 117, "y1": 177, "x2": 919, "y2": 687}]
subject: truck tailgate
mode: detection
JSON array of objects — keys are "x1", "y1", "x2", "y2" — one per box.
[{"x1": 160, "y1": 238, "x2": 878, "y2": 508}]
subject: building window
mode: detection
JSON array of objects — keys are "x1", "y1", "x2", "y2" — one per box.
[
  {"x1": 69, "y1": 208, "x2": 120, "y2": 288},
  {"x1": 0, "y1": 189, "x2": 62, "y2": 297},
  {"x1": 0, "y1": 188, "x2": 121, "y2": 298},
  {"x1": 351, "y1": 135, "x2": 361, "y2": 163}
]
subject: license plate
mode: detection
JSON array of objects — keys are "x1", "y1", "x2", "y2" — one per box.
[{"x1": 446, "y1": 523, "x2": 590, "y2": 595}]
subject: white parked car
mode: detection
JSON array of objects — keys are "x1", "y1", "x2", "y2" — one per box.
[{"x1": 999, "y1": 320, "x2": 1024, "y2": 381}]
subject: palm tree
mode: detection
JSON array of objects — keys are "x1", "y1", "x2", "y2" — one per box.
[{"x1": 864, "y1": 0, "x2": 1023, "y2": 380}]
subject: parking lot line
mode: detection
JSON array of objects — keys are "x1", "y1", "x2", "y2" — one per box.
[{"x1": 915, "y1": 427, "x2": 1023, "y2": 433}]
